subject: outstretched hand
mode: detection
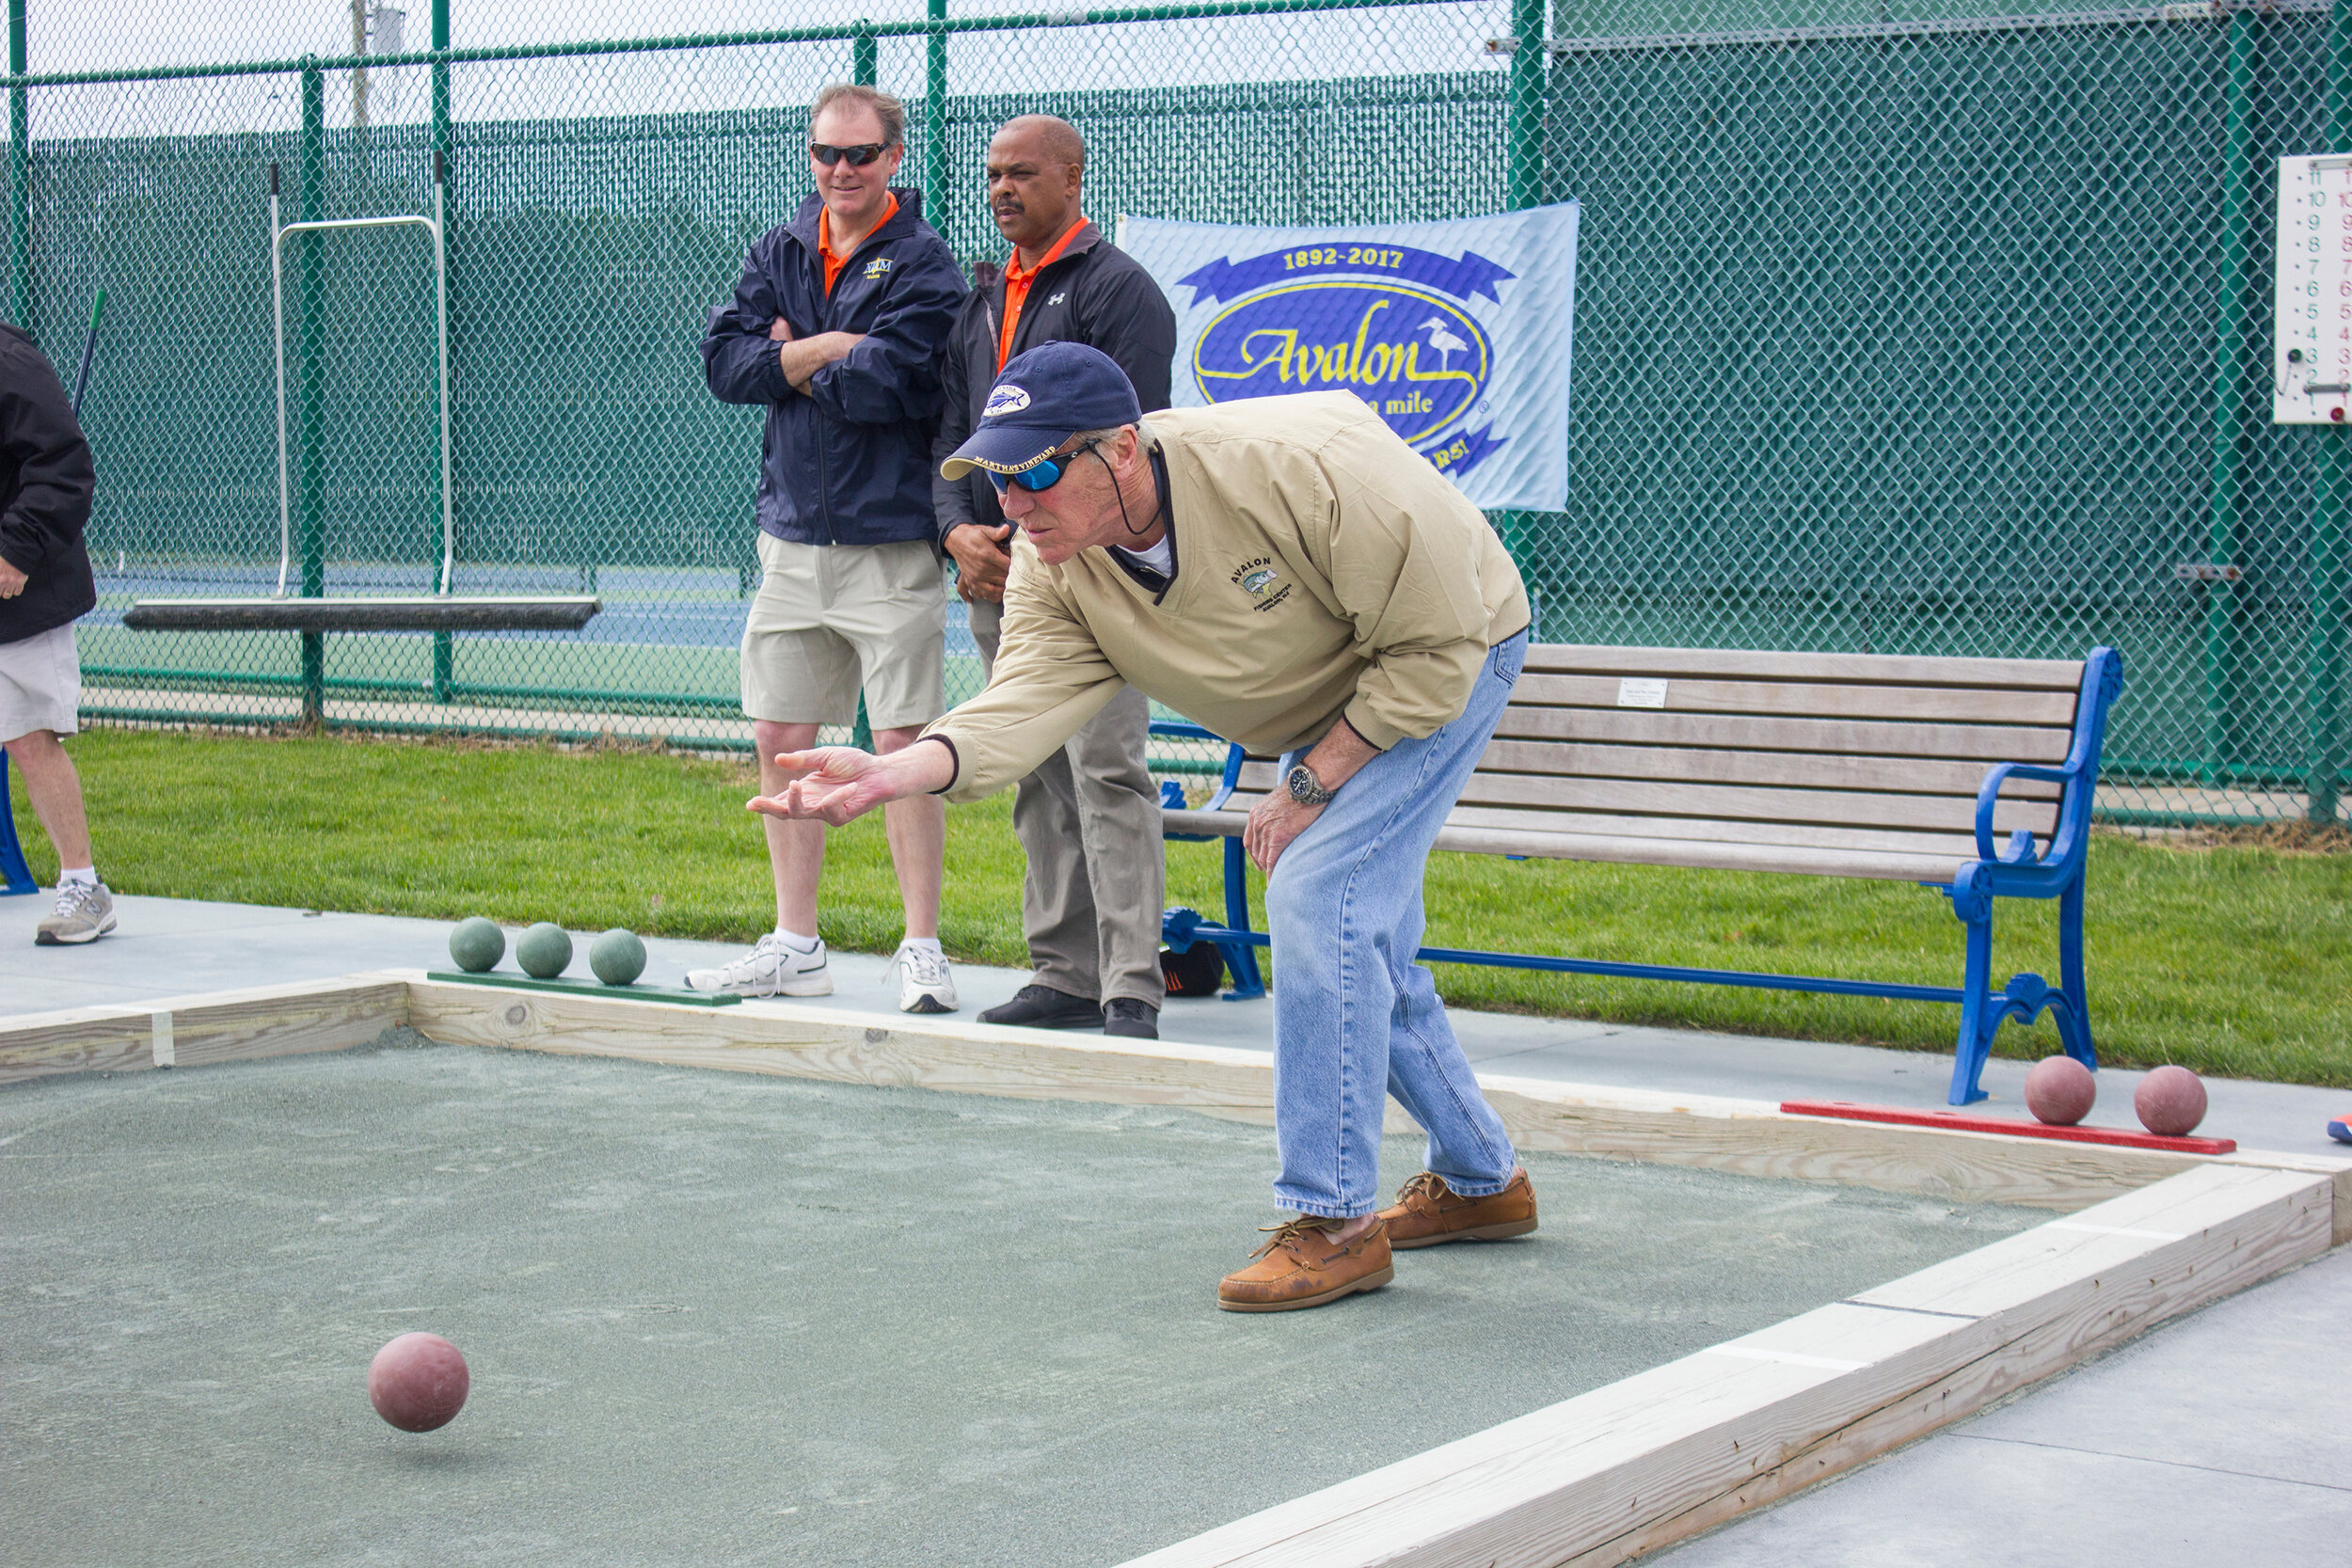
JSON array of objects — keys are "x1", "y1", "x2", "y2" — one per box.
[{"x1": 748, "y1": 739, "x2": 954, "y2": 826}]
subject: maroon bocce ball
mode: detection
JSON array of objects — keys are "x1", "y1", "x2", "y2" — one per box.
[
  {"x1": 2024, "y1": 1054, "x2": 2096, "y2": 1127},
  {"x1": 2134, "y1": 1065, "x2": 2208, "y2": 1138},
  {"x1": 368, "y1": 1333, "x2": 469, "y2": 1433}
]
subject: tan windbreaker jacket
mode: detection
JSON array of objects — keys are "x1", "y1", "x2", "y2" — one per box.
[{"x1": 924, "y1": 391, "x2": 1530, "y2": 803}]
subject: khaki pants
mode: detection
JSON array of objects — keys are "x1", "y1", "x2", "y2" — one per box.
[{"x1": 971, "y1": 596, "x2": 1166, "y2": 1007}]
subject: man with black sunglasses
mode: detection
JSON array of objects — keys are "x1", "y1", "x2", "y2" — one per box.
[
  {"x1": 933, "y1": 115, "x2": 1178, "y2": 1042},
  {"x1": 697, "y1": 83, "x2": 966, "y2": 1013},
  {"x1": 755, "y1": 342, "x2": 1538, "y2": 1315}
]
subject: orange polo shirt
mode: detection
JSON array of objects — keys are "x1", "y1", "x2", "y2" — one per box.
[
  {"x1": 818, "y1": 192, "x2": 898, "y2": 295},
  {"x1": 997, "y1": 217, "x2": 1088, "y2": 370}
]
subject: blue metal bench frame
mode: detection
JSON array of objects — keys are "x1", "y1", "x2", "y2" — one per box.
[
  {"x1": 1154, "y1": 649, "x2": 2122, "y2": 1107},
  {"x1": 1, "y1": 752, "x2": 36, "y2": 895}
]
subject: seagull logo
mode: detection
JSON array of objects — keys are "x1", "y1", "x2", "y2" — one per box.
[{"x1": 1417, "y1": 316, "x2": 1470, "y2": 373}]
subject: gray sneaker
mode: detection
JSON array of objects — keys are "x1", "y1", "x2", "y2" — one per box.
[{"x1": 36, "y1": 881, "x2": 116, "y2": 946}]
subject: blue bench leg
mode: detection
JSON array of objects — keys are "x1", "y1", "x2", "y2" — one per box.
[
  {"x1": 1, "y1": 752, "x2": 39, "y2": 896},
  {"x1": 1946, "y1": 866, "x2": 2099, "y2": 1106},
  {"x1": 2055, "y1": 877, "x2": 2097, "y2": 1072},
  {"x1": 1218, "y1": 835, "x2": 1266, "y2": 1001},
  {"x1": 1947, "y1": 869, "x2": 1995, "y2": 1106}
]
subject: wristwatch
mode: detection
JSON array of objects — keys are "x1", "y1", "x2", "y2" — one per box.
[{"x1": 1284, "y1": 762, "x2": 1333, "y2": 806}]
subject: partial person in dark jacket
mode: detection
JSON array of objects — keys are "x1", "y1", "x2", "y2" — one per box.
[
  {"x1": 690, "y1": 83, "x2": 966, "y2": 1014},
  {"x1": 932, "y1": 114, "x2": 1179, "y2": 1040},
  {"x1": 0, "y1": 322, "x2": 114, "y2": 945}
]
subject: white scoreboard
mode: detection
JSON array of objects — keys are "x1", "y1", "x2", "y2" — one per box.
[{"x1": 2277, "y1": 153, "x2": 2352, "y2": 424}]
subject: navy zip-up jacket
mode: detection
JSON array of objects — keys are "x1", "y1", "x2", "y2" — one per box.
[{"x1": 701, "y1": 187, "x2": 963, "y2": 547}]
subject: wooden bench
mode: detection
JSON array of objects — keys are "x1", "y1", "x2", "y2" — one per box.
[
  {"x1": 118, "y1": 594, "x2": 603, "y2": 724},
  {"x1": 118, "y1": 594, "x2": 602, "y2": 635},
  {"x1": 1157, "y1": 643, "x2": 2124, "y2": 1106}
]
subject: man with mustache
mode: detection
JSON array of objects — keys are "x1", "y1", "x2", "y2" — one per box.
[{"x1": 933, "y1": 115, "x2": 1178, "y2": 1040}]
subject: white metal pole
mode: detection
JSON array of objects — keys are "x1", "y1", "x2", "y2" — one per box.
[
  {"x1": 434, "y1": 167, "x2": 453, "y2": 595},
  {"x1": 270, "y1": 173, "x2": 291, "y2": 598}
]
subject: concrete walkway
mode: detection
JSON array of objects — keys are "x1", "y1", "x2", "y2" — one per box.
[
  {"x1": 5, "y1": 890, "x2": 2347, "y2": 1567},
  {"x1": 1657, "y1": 1244, "x2": 2352, "y2": 1566}
]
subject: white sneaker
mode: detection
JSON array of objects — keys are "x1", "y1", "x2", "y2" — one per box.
[
  {"x1": 894, "y1": 942, "x2": 957, "y2": 1014},
  {"x1": 684, "y1": 933, "x2": 832, "y2": 998}
]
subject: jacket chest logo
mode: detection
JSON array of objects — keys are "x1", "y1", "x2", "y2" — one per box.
[
  {"x1": 1046, "y1": 292, "x2": 1066, "y2": 306},
  {"x1": 862, "y1": 256, "x2": 894, "y2": 280},
  {"x1": 1231, "y1": 558, "x2": 1292, "y2": 611}
]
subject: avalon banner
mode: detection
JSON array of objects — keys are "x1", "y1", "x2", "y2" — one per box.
[{"x1": 1119, "y1": 205, "x2": 1579, "y2": 511}]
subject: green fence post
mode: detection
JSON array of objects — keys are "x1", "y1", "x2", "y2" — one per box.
[
  {"x1": 298, "y1": 58, "x2": 327, "y2": 727},
  {"x1": 1505, "y1": 0, "x2": 1545, "y2": 212},
  {"x1": 430, "y1": 0, "x2": 450, "y2": 139},
  {"x1": 2203, "y1": 8, "x2": 2258, "y2": 788},
  {"x1": 430, "y1": 0, "x2": 454, "y2": 702},
  {"x1": 1496, "y1": 0, "x2": 1548, "y2": 622},
  {"x1": 2315, "y1": 467, "x2": 2350, "y2": 824},
  {"x1": 2312, "y1": 0, "x2": 2352, "y2": 821},
  {"x1": 852, "y1": 21, "x2": 877, "y2": 88},
  {"x1": 2313, "y1": 465, "x2": 2347, "y2": 824},
  {"x1": 924, "y1": 0, "x2": 947, "y2": 250},
  {"x1": 8, "y1": 0, "x2": 27, "y2": 333}
]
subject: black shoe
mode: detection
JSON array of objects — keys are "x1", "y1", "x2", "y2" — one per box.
[
  {"x1": 977, "y1": 984, "x2": 1104, "y2": 1029},
  {"x1": 1104, "y1": 998, "x2": 1160, "y2": 1039}
]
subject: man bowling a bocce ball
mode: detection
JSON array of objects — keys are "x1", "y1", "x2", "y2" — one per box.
[{"x1": 754, "y1": 341, "x2": 1537, "y2": 1312}]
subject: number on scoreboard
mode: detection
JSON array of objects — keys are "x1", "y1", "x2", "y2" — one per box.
[{"x1": 2277, "y1": 153, "x2": 2352, "y2": 424}]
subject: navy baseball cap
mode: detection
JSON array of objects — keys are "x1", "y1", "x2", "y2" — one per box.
[{"x1": 940, "y1": 341, "x2": 1144, "y2": 481}]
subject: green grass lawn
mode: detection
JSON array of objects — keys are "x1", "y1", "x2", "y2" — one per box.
[{"x1": 14, "y1": 727, "x2": 2350, "y2": 1088}]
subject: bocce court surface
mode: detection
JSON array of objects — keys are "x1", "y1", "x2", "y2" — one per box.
[{"x1": 4, "y1": 1036, "x2": 2041, "y2": 1566}]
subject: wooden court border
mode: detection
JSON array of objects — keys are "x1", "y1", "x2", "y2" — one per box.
[{"x1": 3, "y1": 973, "x2": 2345, "y2": 1568}]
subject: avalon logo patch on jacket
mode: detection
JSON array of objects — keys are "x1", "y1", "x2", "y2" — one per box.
[{"x1": 1231, "y1": 558, "x2": 1292, "y2": 611}]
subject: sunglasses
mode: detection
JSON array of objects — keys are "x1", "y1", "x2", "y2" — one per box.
[
  {"x1": 810, "y1": 142, "x2": 892, "y2": 166},
  {"x1": 987, "y1": 440, "x2": 1098, "y2": 495}
]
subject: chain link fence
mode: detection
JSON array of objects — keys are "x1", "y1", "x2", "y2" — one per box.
[{"x1": 14, "y1": 0, "x2": 2352, "y2": 821}]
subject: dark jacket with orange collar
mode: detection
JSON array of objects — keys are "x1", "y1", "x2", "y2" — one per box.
[
  {"x1": 701, "y1": 187, "x2": 964, "y2": 547},
  {"x1": 930, "y1": 222, "x2": 1177, "y2": 547}
]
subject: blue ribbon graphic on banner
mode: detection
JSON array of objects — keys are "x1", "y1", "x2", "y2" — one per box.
[
  {"x1": 1424, "y1": 423, "x2": 1509, "y2": 481},
  {"x1": 1178, "y1": 245, "x2": 1518, "y2": 305}
]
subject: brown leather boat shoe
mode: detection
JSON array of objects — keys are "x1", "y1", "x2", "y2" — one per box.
[
  {"x1": 1375, "y1": 1169, "x2": 1537, "y2": 1249},
  {"x1": 1216, "y1": 1215, "x2": 1393, "y2": 1313}
]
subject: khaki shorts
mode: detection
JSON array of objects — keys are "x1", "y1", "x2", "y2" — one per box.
[
  {"x1": 0, "y1": 623, "x2": 80, "y2": 744},
  {"x1": 740, "y1": 532, "x2": 946, "y2": 729}
]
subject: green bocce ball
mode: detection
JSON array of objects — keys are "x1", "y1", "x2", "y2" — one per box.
[
  {"x1": 515, "y1": 922, "x2": 573, "y2": 979},
  {"x1": 589, "y1": 928, "x2": 646, "y2": 988},
  {"x1": 448, "y1": 916, "x2": 504, "y2": 974}
]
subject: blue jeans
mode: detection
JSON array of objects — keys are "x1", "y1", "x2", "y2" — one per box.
[{"x1": 1265, "y1": 630, "x2": 1527, "y2": 1218}]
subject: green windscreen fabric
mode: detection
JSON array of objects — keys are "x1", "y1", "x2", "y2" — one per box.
[{"x1": 15, "y1": 0, "x2": 2349, "y2": 820}]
